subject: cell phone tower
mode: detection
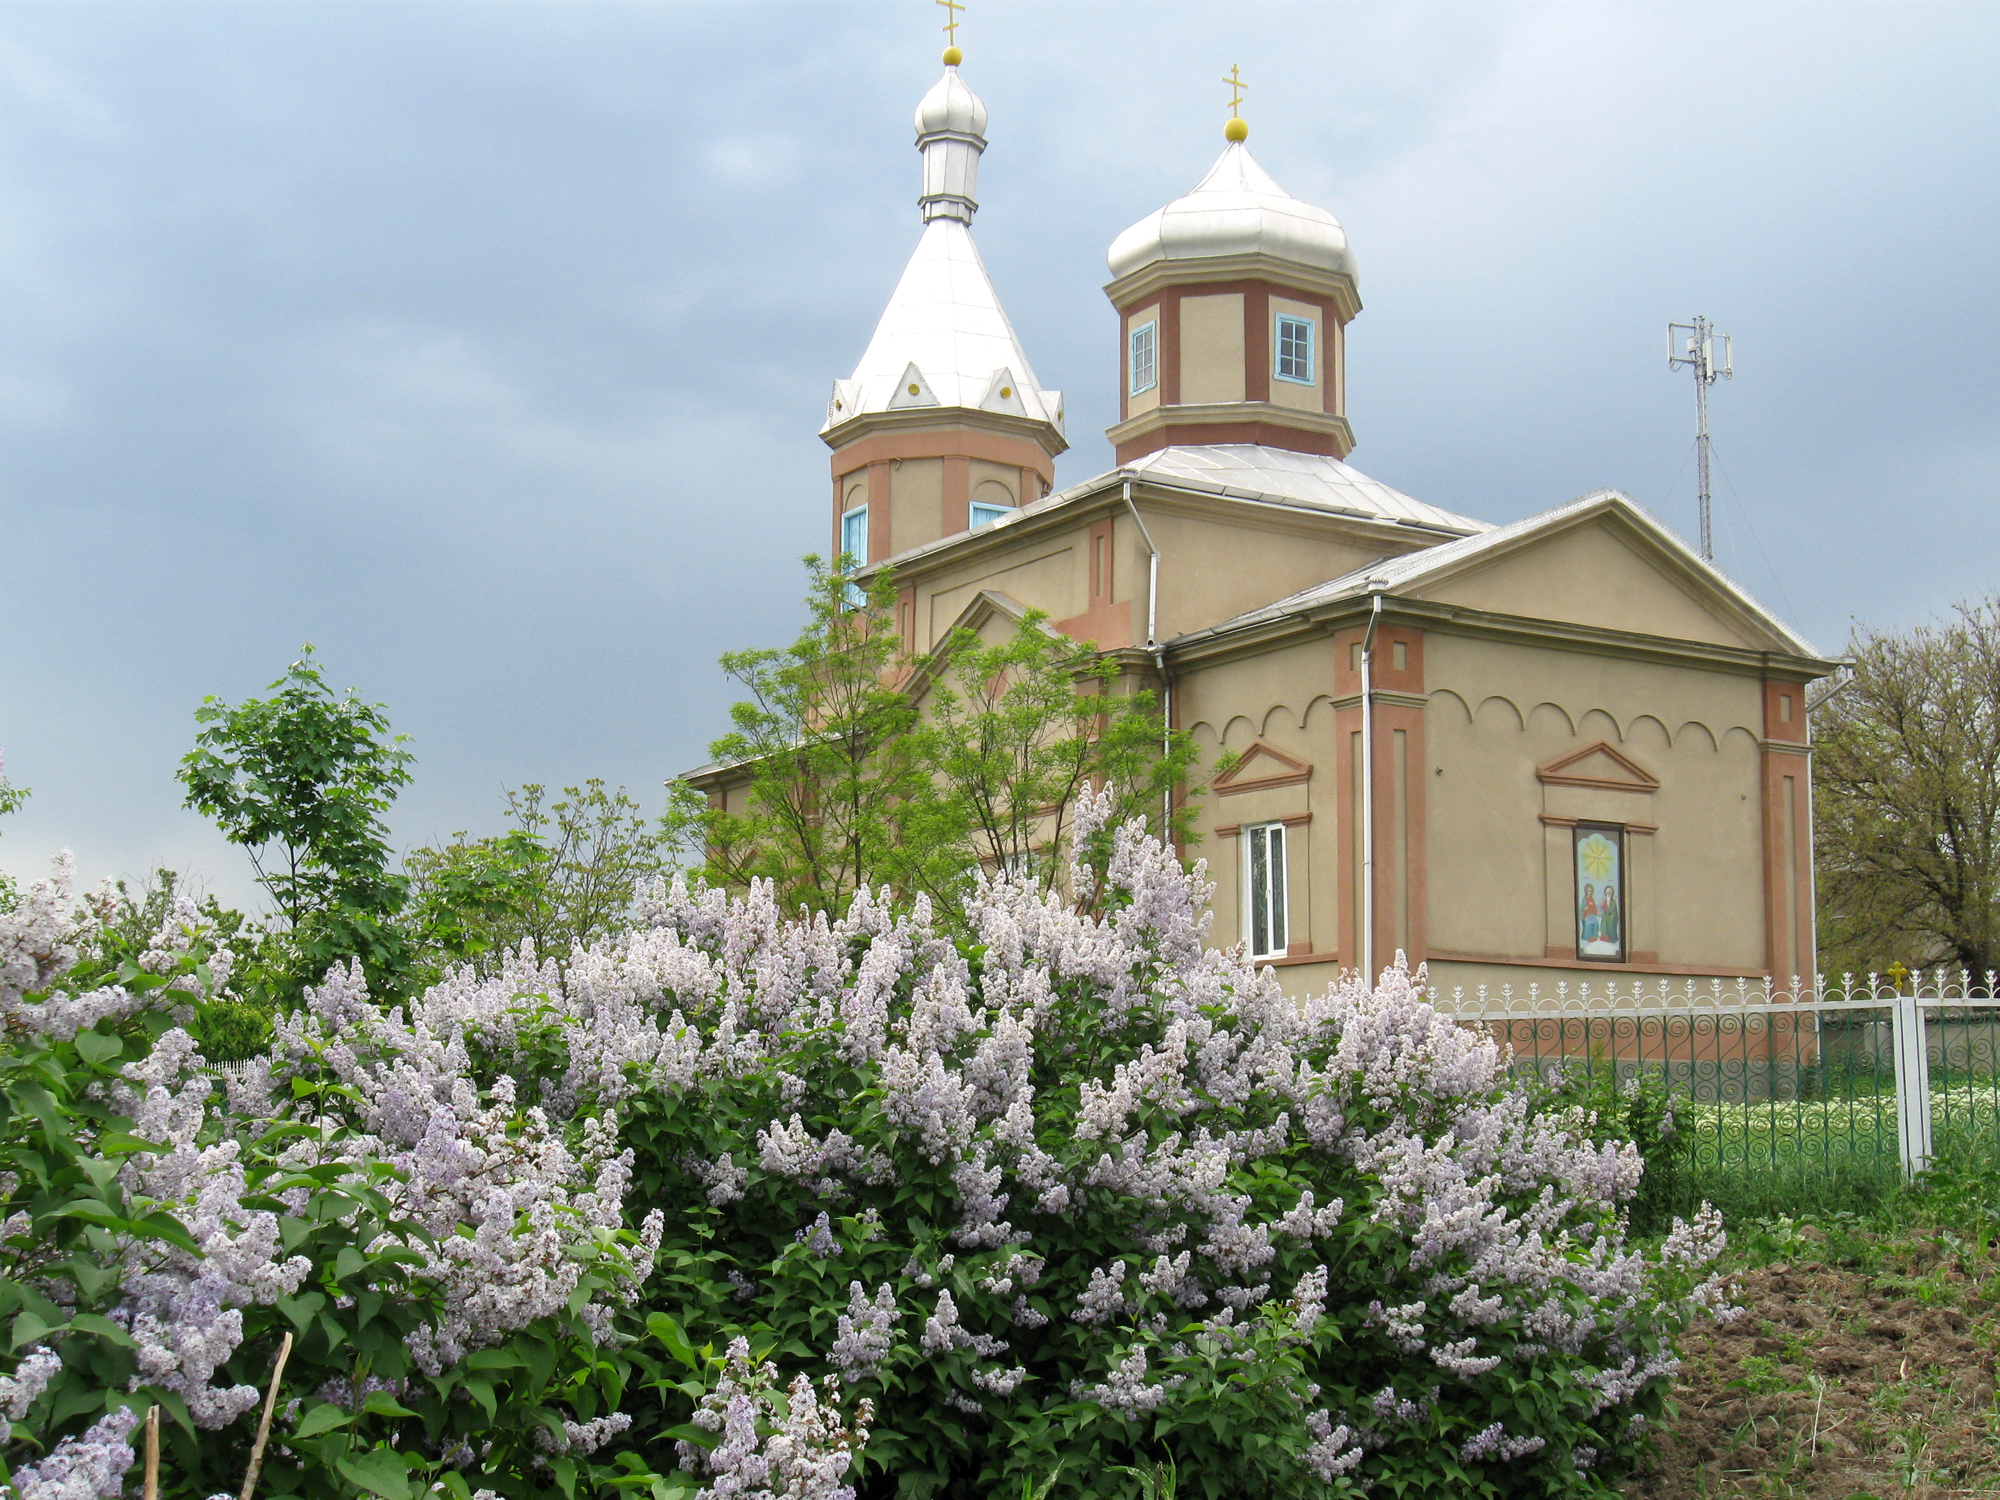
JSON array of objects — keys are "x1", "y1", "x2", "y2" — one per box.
[{"x1": 1668, "y1": 317, "x2": 1732, "y2": 564}]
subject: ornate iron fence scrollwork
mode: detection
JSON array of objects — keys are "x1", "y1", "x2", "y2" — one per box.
[{"x1": 1438, "y1": 971, "x2": 2000, "y2": 1187}]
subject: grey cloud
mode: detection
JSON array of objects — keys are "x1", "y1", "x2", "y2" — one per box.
[{"x1": 2, "y1": 1, "x2": 1996, "y2": 904}]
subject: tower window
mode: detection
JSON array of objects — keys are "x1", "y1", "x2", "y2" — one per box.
[
  {"x1": 1129, "y1": 319, "x2": 1158, "y2": 396},
  {"x1": 840, "y1": 504, "x2": 869, "y2": 603},
  {"x1": 969, "y1": 501, "x2": 1010, "y2": 528},
  {"x1": 840, "y1": 504, "x2": 869, "y2": 565},
  {"x1": 1246, "y1": 822, "x2": 1289, "y2": 959},
  {"x1": 1275, "y1": 315, "x2": 1315, "y2": 384}
]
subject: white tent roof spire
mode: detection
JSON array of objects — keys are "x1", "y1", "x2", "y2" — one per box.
[{"x1": 821, "y1": 61, "x2": 1064, "y2": 446}]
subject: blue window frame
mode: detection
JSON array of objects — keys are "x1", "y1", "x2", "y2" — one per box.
[
  {"x1": 840, "y1": 505, "x2": 869, "y2": 604},
  {"x1": 969, "y1": 501, "x2": 1011, "y2": 528},
  {"x1": 1129, "y1": 320, "x2": 1158, "y2": 396},
  {"x1": 1275, "y1": 314, "x2": 1315, "y2": 384},
  {"x1": 840, "y1": 505, "x2": 869, "y2": 566}
]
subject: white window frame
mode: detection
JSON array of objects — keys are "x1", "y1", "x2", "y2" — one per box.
[
  {"x1": 1245, "y1": 821, "x2": 1289, "y2": 960},
  {"x1": 1274, "y1": 314, "x2": 1315, "y2": 385},
  {"x1": 1129, "y1": 319, "x2": 1158, "y2": 396},
  {"x1": 968, "y1": 501, "x2": 1011, "y2": 529}
]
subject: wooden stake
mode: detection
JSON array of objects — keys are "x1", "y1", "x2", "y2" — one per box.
[
  {"x1": 143, "y1": 1405, "x2": 160, "y2": 1500},
  {"x1": 236, "y1": 1331, "x2": 294, "y2": 1500}
]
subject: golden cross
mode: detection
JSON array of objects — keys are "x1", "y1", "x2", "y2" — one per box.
[
  {"x1": 1223, "y1": 64, "x2": 1247, "y2": 115},
  {"x1": 937, "y1": 0, "x2": 964, "y2": 46}
]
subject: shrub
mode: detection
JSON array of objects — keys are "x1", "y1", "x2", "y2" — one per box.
[
  {"x1": 0, "y1": 800, "x2": 1736, "y2": 1500},
  {"x1": 1529, "y1": 1063, "x2": 1692, "y2": 1233}
]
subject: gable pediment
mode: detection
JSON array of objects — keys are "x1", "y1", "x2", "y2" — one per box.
[
  {"x1": 1537, "y1": 741, "x2": 1659, "y2": 794},
  {"x1": 1214, "y1": 739, "x2": 1313, "y2": 796},
  {"x1": 1407, "y1": 505, "x2": 1812, "y2": 656}
]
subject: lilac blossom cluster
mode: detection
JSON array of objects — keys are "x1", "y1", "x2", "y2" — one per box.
[
  {"x1": 678, "y1": 1339, "x2": 872, "y2": 1500},
  {"x1": 430, "y1": 788, "x2": 1721, "y2": 1492},
  {"x1": 0, "y1": 791, "x2": 1734, "y2": 1496},
  {"x1": 0, "y1": 850, "x2": 667, "y2": 1486},
  {"x1": 5, "y1": 1408, "x2": 140, "y2": 1500}
]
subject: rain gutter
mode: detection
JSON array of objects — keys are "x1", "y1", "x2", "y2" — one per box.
[
  {"x1": 1359, "y1": 579, "x2": 1387, "y2": 984},
  {"x1": 1121, "y1": 480, "x2": 1170, "y2": 836}
]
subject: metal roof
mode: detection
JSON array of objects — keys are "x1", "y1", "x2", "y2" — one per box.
[
  {"x1": 1123, "y1": 445, "x2": 1489, "y2": 535},
  {"x1": 1108, "y1": 141, "x2": 1356, "y2": 285},
  {"x1": 822, "y1": 219, "x2": 1062, "y2": 435}
]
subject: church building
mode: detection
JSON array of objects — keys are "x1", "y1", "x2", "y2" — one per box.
[{"x1": 689, "y1": 51, "x2": 1838, "y2": 999}]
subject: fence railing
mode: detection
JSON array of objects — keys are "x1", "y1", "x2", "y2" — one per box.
[{"x1": 1435, "y1": 972, "x2": 2000, "y2": 1183}]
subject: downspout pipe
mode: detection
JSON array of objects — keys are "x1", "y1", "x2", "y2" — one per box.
[
  {"x1": 1121, "y1": 480, "x2": 1168, "y2": 835},
  {"x1": 1359, "y1": 580, "x2": 1387, "y2": 985}
]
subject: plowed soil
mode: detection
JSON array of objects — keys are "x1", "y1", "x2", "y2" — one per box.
[{"x1": 1626, "y1": 1228, "x2": 2000, "y2": 1499}]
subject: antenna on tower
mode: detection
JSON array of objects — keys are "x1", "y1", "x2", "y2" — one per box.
[{"x1": 1667, "y1": 316, "x2": 1732, "y2": 564}]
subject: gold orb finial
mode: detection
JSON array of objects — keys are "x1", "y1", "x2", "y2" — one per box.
[
  {"x1": 1222, "y1": 64, "x2": 1248, "y2": 141},
  {"x1": 937, "y1": 0, "x2": 964, "y2": 60}
]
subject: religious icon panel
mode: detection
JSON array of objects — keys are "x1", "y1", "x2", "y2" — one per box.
[{"x1": 1573, "y1": 825, "x2": 1625, "y2": 962}]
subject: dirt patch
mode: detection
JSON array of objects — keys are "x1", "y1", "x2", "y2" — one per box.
[{"x1": 1626, "y1": 1233, "x2": 2000, "y2": 1499}]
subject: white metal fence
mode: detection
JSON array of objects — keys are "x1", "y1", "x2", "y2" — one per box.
[{"x1": 1436, "y1": 971, "x2": 2000, "y2": 1181}]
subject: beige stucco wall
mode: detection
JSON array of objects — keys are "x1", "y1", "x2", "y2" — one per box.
[
  {"x1": 1172, "y1": 607, "x2": 1779, "y2": 995},
  {"x1": 1179, "y1": 635, "x2": 1341, "y2": 963},
  {"x1": 928, "y1": 542, "x2": 1081, "y2": 641},
  {"x1": 1427, "y1": 522, "x2": 1752, "y2": 649},
  {"x1": 1422, "y1": 631, "x2": 1768, "y2": 972},
  {"x1": 1180, "y1": 294, "x2": 1246, "y2": 404},
  {"x1": 1143, "y1": 504, "x2": 1419, "y2": 640},
  {"x1": 889, "y1": 458, "x2": 944, "y2": 558},
  {"x1": 889, "y1": 492, "x2": 1437, "y2": 658},
  {"x1": 1269, "y1": 295, "x2": 1322, "y2": 414},
  {"x1": 970, "y1": 459, "x2": 1019, "y2": 508}
]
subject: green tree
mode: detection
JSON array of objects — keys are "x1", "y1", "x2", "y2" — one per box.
[
  {"x1": 178, "y1": 646, "x2": 415, "y2": 997},
  {"x1": 667, "y1": 558, "x2": 923, "y2": 916},
  {"x1": 405, "y1": 779, "x2": 666, "y2": 977},
  {"x1": 1814, "y1": 591, "x2": 2000, "y2": 977},
  {"x1": 668, "y1": 565, "x2": 1203, "y2": 919},
  {"x1": 896, "y1": 610, "x2": 1200, "y2": 909}
]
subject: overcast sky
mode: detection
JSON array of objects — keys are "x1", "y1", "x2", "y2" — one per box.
[{"x1": 3, "y1": 1, "x2": 1997, "y2": 907}]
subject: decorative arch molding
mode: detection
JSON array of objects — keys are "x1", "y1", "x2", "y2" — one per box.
[
  {"x1": 1259, "y1": 702, "x2": 1306, "y2": 738},
  {"x1": 1527, "y1": 701, "x2": 1578, "y2": 737},
  {"x1": 1673, "y1": 720, "x2": 1720, "y2": 752},
  {"x1": 1467, "y1": 699, "x2": 1768, "y2": 750},
  {"x1": 1213, "y1": 739, "x2": 1314, "y2": 797},
  {"x1": 1474, "y1": 695, "x2": 1526, "y2": 730},
  {"x1": 1627, "y1": 714, "x2": 1673, "y2": 751},
  {"x1": 1577, "y1": 708, "x2": 1622, "y2": 743},
  {"x1": 1426, "y1": 688, "x2": 1474, "y2": 724},
  {"x1": 1301, "y1": 693, "x2": 1340, "y2": 727},
  {"x1": 1536, "y1": 741, "x2": 1660, "y2": 795},
  {"x1": 1721, "y1": 724, "x2": 1763, "y2": 756},
  {"x1": 1221, "y1": 714, "x2": 1259, "y2": 746}
]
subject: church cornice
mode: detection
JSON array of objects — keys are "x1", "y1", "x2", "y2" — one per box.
[
  {"x1": 1163, "y1": 594, "x2": 1841, "y2": 682},
  {"x1": 1104, "y1": 251, "x2": 1361, "y2": 321},
  {"x1": 851, "y1": 470, "x2": 1452, "y2": 589},
  {"x1": 1106, "y1": 404, "x2": 1355, "y2": 464},
  {"x1": 822, "y1": 404, "x2": 1067, "y2": 460}
]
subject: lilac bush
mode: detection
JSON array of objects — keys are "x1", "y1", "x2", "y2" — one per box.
[{"x1": 0, "y1": 795, "x2": 1734, "y2": 1500}]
